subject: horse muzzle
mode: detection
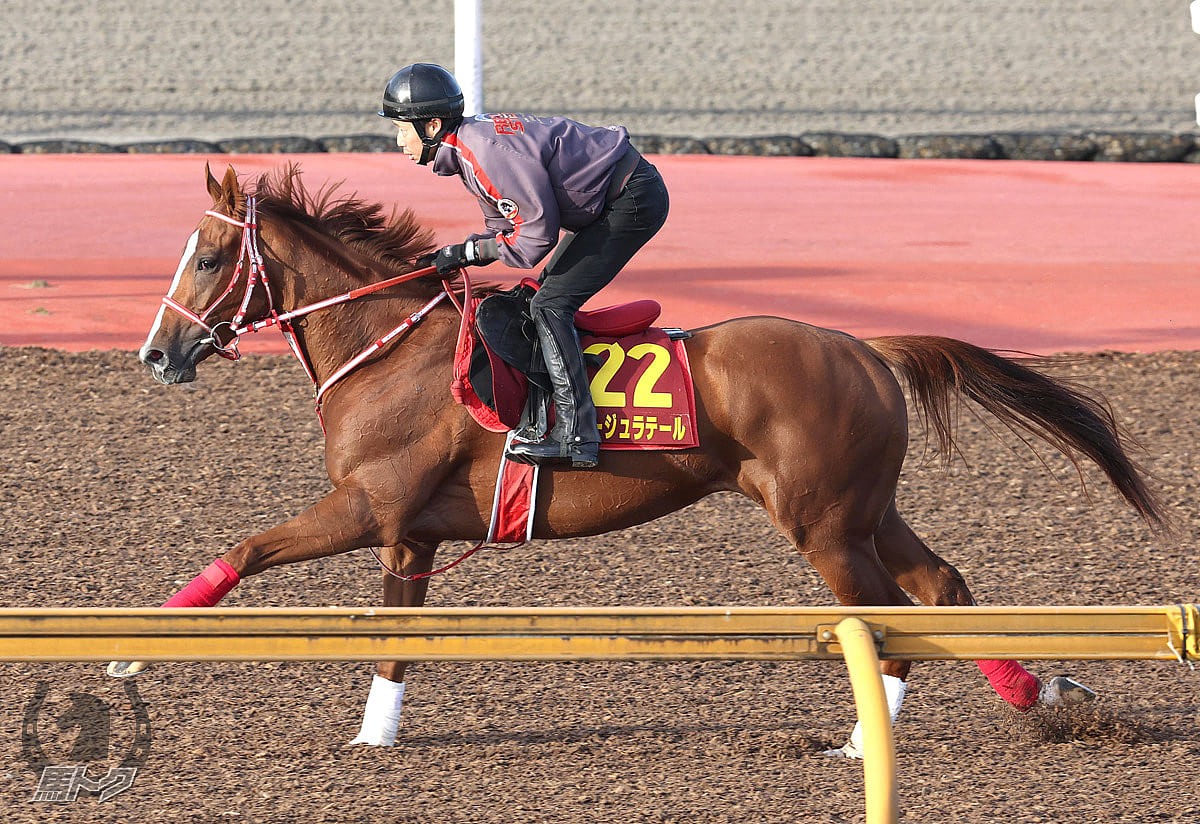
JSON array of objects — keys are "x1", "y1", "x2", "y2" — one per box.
[{"x1": 139, "y1": 341, "x2": 201, "y2": 384}]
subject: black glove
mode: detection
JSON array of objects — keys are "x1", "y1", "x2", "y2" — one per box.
[{"x1": 427, "y1": 242, "x2": 482, "y2": 275}]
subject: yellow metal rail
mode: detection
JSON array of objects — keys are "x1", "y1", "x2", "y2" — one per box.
[
  {"x1": 0, "y1": 605, "x2": 1193, "y2": 663},
  {"x1": 1, "y1": 604, "x2": 1194, "y2": 824}
]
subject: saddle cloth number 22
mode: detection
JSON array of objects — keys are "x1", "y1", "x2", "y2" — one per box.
[{"x1": 583, "y1": 336, "x2": 695, "y2": 449}]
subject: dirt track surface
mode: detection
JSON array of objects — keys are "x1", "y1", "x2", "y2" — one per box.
[
  {"x1": 3, "y1": 1, "x2": 1198, "y2": 142},
  {"x1": 0, "y1": 346, "x2": 1197, "y2": 822}
]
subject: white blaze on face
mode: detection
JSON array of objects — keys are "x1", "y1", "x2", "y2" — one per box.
[{"x1": 141, "y1": 230, "x2": 200, "y2": 357}]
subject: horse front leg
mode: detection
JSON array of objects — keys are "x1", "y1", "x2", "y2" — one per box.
[
  {"x1": 224, "y1": 483, "x2": 384, "y2": 576},
  {"x1": 108, "y1": 481, "x2": 406, "y2": 678},
  {"x1": 350, "y1": 538, "x2": 439, "y2": 746}
]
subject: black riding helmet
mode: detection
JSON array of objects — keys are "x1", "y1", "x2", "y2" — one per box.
[{"x1": 379, "y1": 63, "x2": 465, "y2": 165}]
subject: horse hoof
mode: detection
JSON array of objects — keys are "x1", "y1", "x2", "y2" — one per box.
[
  {"x1": 107, "y1": 660, "x2": 149, "y2": 678},
  {"x1": 821, "y1": 741, "x2": 864, "y2": 759},
  {"x1": 1039, "y1": 675, "x2": 1096, "y2": 707},
  {"x1": 347, "y1": 735, "x2": 394, "y2": 747}
]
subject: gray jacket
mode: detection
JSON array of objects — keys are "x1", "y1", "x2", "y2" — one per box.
[{"x1": 431, "y1": 113, "x2": 632, "y2": 269}]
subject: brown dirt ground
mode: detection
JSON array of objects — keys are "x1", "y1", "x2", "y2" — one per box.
[{"x1": 0, "y1": 345, "x2": 1197, "y2": 823}]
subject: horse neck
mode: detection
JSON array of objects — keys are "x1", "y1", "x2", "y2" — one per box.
[{"x1": 262, "y1": 222, "x2": 453, "y2": 387}]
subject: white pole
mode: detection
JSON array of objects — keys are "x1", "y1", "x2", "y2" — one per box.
[
  {"x1": 1193, "y1": 1, "x2": 1200, "y2": 124},
  {"x1": 455, "y1": 0, "x2": 484, "y2": 117}
]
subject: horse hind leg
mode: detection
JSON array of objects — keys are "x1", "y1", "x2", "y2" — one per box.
[
  {"x1": 872, "y1": 501, "x2": 975, "y2": 609},
  {"x1": 767, "y1": 509, "x2": 916, "y2": 758},
  {"x1": 873, "y1": 502, "x2": 1095, "y2": 710},
  {"x1": 350, "y1": 538, "x2": 438, "y2": 747}
]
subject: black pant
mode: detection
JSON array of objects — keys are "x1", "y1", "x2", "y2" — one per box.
[{"x1": 531, "y1": 157, "x2": 670, "y2": 316}]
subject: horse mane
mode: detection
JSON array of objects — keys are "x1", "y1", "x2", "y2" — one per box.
[
  {"x1": 249, "y1": 163, "x2": 444, "y2": 280},
  {"x1": 248, "y1": 164, "x2": 504, "y2": 297}
]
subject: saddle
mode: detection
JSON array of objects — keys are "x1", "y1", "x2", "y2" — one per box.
[{"x1": 457, "y1": 278, "x2": 664, "y2": 437}]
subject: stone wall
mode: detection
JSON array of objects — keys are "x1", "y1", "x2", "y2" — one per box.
[{"x1": 6, "y1": 132, "x2": 1198, "y2": 162}]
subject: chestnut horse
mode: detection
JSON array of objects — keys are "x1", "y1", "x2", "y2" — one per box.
[{"x1": 118, "y1": 164, "x2": 1163, "y2": 753}]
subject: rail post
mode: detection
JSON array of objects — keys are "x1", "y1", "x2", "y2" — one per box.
[{"x1": 834, "y1": 617, "x2": 899, "y2": 824}]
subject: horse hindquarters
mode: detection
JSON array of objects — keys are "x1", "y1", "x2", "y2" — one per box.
[
  {"x1": 693, "y1": 320, "x2": 916, "y2": 615},
  {"x1": 705, "y1": 323, "x2": 924, "y2": 756}
]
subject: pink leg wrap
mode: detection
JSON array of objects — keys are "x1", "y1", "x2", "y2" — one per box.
[
  {"x1": 161, "y1": 559, "x2": 240, "y2": 607},
  {"x1": 976, "y1": 659, "x2": 1041, "y2": 710}
]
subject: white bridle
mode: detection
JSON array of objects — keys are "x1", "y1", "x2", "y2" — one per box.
[{"x1": 160, "y1": 197, "x2": 270, "y2": 361}]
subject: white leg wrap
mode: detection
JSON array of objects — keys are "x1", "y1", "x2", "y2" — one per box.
[
  {"x1": 349, "y1": 675, "x2": 405, "y2": 746},
  {"x1": 825, "y1": 674, "x2": 907, "y2": 759}
]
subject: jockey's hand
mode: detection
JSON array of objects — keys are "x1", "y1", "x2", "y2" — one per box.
[{"x1": 428, "y1": 242, "x2": 483, "y2": 275}]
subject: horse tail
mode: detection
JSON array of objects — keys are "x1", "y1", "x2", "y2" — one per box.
[{"x1": 863, "y1": 334, "x2": 1167, "y2": 531}]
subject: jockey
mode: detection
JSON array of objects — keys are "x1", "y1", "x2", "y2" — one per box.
[{"x1": 379, "y1": 63, "x2": 670, "y2": 469}]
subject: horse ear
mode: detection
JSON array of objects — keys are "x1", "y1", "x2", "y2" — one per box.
[
  {"x1": 220, "y1": 165, "x2": 239, "y2": 196},
  {"x1": 206, "y1": 165, "x2": 244, "y2": 214},
  {"x1": 205, "y1": 162, "x2": 222, "y2": 202},
  {"x1": 223, "y1": 165, "x2": 241, "y2": 209}
]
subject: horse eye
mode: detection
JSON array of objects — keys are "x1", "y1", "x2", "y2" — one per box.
[{"x1": 196, "y1": 257, "x2": 217, "y2": 271}]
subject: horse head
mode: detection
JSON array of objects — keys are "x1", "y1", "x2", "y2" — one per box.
[{"x1": 140, "y1": 164, "x2": 269, "y2": 384}]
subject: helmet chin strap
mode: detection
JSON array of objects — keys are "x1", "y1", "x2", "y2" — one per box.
[
  {"x1": 417, "y1": 136, "x2": 440, "y2": 165},
  {"x1": 416, "y1": 118, "x2": 456, "y2": 165}
]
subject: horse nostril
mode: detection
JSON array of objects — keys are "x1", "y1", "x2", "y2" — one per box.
[{"x1": 144, "y1": 349, "x2": 165, "y2": 363}]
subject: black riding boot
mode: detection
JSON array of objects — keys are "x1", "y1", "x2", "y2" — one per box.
[{"x1": 506, "y1": 307, "x2": 600, "y2": 468}]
